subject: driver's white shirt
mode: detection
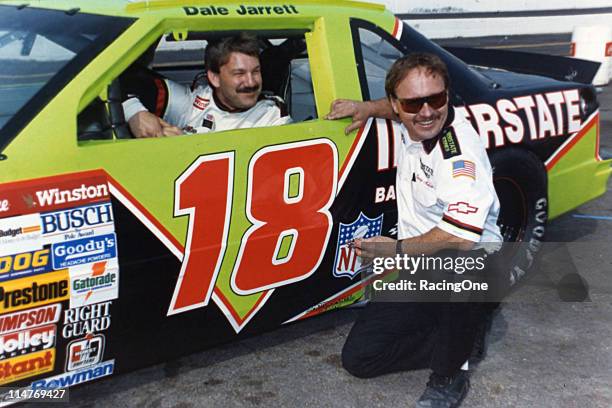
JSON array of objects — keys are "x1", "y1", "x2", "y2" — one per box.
[
  {"x1": 123, "y1": 80, "x2": 291, "y2": 134},
  {"x1": 395, "y1": 111, "x2": 503, "y2": 246}
]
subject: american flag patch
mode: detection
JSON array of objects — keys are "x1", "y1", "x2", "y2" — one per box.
[{"x1": 452, "y1": 160, "x2": 475, "y2": 179}]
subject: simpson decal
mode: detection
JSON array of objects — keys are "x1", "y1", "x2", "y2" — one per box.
[
  {"x1": 333, "y1": 213, "x2": 383, "y2": 279},
  {"x1": 0, "y1": 304, "x2": 61, "y2": 335}
]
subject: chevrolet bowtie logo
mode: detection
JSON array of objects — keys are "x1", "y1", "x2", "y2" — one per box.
[{"x1": 447, "y1": 202, "x2": 478, "y2": 214}]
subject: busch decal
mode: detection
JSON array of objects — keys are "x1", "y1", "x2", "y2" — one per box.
[
  {"x1": 333, "y1": 212, "x2": 383, "y2": 279},
  {"x1": 40, "y1": 202, "x2": 113, "y2": 235}
]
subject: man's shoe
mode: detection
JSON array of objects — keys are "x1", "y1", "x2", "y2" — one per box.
[{"x1": 415, "y1": 371, "x2": 470, "y2": 408}]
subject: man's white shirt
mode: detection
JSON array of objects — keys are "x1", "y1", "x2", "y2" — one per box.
[
  {"x1": 395, "y1": 110, "x2": 503, "y2": 246},
  {"x1": 122, "y1": 80, "x2": 291, "y2": 134}
]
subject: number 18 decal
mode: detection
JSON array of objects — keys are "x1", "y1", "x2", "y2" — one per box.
[{"x1": 168, "y1": 140, "x2": 338, "y2": 321}]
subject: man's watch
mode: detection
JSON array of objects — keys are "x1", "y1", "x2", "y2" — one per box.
[{"x1": 396, "y1": 239, "x2": 403, "y2": 255}]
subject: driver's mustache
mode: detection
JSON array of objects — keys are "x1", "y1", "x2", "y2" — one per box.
[{"x1": 237, "y1": 86, "x2": 260, "y2": 94}]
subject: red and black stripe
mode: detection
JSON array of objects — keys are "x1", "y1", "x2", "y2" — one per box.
[{"x1": 442, "y1": 214, "x2": 483, "y2": 235}]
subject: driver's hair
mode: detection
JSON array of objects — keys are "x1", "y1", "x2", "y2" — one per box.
[
  {"x1": 385, "y1": 52, "x2": 450, "y2": 99},
  {"x1": 205, "y1": 33, "x2": 260, "y2": 73}
]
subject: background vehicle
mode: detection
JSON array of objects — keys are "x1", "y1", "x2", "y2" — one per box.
[{"x1": 0, "y1": 0, "x2": 608, "y2": 395}]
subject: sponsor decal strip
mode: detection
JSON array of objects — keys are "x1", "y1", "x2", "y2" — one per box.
[
  {"x1": 0, "y1": 170, "x2": 109, "y2": 218},
  {"x1": 0, "y1": 304, "x2": 61, "y2": 335},
  {"x1": 0, "y1": 349, "x2": 55, "y2": 385},
  {"x1": 30, "y1": 359, "x2": 114, "y2": 389},
  {"x1": 545, "y1": 111, "x2": 599, "y2": 171},
  {"x1": 284, "y1": 272, "x2": 383, "y2": 324},
  {"x1": 338, "y1": 118, "x2": 374, "y2": 190},
  {"x1": 392, "y1": 17, "x2": 403, "y2": 40}
]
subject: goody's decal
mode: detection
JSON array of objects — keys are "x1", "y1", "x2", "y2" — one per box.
[
  {"x1": 69, "y1": 262, "x2": 118, "y2": 309},
  {"x1": 40, "y1": 202, "x2": 113, "y2": 236},
  {"x1": 333, "y1": 212, "x2": 384, "y2": 279},
  {"x1": 30, "y1": 359, "x2": 114, "y2": 389},
  {"x1": 65, "y1": 333, "x2": 105, "y2": 371},
  {"x1": 0, "y1": 248, "x2": 53, "y2": 282},
  {"x1": 0, "y1": 349, "x2": 55, "y2": 385},
  {"x1": 52, "y1": 233, "x2": 116, "y2": 269}
]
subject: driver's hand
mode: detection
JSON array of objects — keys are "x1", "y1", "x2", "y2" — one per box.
[
  {"x1": 325, "y1": 99, "x2": 371, "y2": 135},
  {"x1": 159, "y1": 119, "x2": 183, "y2": 137},
  {"x1": 127, "y1": 111, "x2": 165, "y2": 138}
]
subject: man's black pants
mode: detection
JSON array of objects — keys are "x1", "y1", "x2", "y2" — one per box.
[{"x1": 341, "y1": 301, "x2": 488, "y2": 378}]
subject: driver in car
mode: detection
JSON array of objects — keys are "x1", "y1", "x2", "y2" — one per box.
[{"x1": 121, "y1": 33, "x2": 291, "y2": 138}]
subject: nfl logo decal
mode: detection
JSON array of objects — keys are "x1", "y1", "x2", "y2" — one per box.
[{"x1": 333, "y1": 212, "x2": 384, "y2": 279}]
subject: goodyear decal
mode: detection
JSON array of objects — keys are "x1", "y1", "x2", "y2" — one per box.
[
  {"x1": 0, "y1": 349, "x2": 55, "y2": 385},
  {"x1": 0, "y1": 270, "x2": 69, "y2": 314}
]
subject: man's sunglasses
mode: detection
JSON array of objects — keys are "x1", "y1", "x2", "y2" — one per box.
[{"x1": 396, "y1": 91, "x2": 448, "y2": 114}]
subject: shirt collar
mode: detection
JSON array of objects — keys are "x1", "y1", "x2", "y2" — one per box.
[{"x1": 421, "y1": 105, "x2": 455, "y2": 154}]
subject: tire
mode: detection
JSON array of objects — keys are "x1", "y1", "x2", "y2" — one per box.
[{"x1": 489, "y1": 147, "x2": 548, "y2": 287}]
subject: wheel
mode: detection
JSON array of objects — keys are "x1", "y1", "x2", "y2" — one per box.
[{"x1": 490, "y1": 147, "x2": 548, "y2": 287}]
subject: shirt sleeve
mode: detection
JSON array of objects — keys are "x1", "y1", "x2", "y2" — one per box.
[
  {"x1": 434, "y1": 129, "x2": 496, "y2": 242},
  {"x1": 122, "y1": 98, "x2": 147, "y2": 122}
]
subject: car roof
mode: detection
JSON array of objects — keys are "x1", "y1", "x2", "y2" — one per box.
[{"x1": 0, "y1": 0, "x2": 387, "y2": 19}]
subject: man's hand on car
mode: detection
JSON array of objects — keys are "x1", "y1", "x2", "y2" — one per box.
[
  {"x1": 325, "y1": 99, "x2": 372, "y2": 135},
  {"x1": 128, "y1": 111, "x2": 182, "y2": 138}
]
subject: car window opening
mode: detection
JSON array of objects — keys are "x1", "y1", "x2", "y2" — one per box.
[{"x1": 77, "y1": 30, "x2": 317, "y2": 142}]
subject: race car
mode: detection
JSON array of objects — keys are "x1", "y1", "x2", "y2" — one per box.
[{"x1": 0, "y1": 0, "x2": 609, "y2": 396}]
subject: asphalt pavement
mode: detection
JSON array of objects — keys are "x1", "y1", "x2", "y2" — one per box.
[{"x1": 62, "y1": 37, "x2": 612, "y2": 408}]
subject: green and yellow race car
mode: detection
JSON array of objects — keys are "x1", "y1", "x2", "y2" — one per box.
[{"x1": 0, "y1": 0, "x2": 609, "y2": 394}]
